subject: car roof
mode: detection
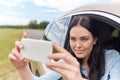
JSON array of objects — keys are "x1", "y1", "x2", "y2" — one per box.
[
  {"x1": 53, "y1": 1, "x2": 120, "y2": 30},
  {"x1": 63, "y1": 1, "x2": 120, "y2": 16}
]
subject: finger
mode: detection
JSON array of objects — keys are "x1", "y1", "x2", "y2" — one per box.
[
  {"x1": 15, "y1": 41, "x2": 23, "y2": 52},
  {"x1": 9, "y1": 53, "x2": 23, "y2": 65},
  {"x1": 11, "y1": 48, "x2": 24, "y2": 60},
  {"x1": 9, "y1": 51, "x2": 29, "y2": 63},
  {"x1": 46, "y1": 61, "x2": 77, "y2": 76},
  {"x1": 46, "y1": 61, "x2": 72, "y2": 72},
  {"x1": 23, "y1": 32, "x2": 29, "y2": 38},
  {"x1": 48, "y1": 53, "x2": 78, "y2": 65},
  {"x1": 9, "y1": 52, "x2": 29, "y2": 69},
  {"x1": 8, "y1": 52, "x2": 18, "y2": 61},
  {"x1": 52, "y1": 42, "x2": 69, "y2": 54},
  {"x1": 21, "y1": 58, "x2": 30, "y2": 64}
]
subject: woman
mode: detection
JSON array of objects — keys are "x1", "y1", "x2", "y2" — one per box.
[{"x1": 9, "y1": 16, "x2": 120, "y2": 80}]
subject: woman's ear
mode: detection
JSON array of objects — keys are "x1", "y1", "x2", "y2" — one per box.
[{"x1": 93, "y1": 38, "x2": 98, "y2": 45}]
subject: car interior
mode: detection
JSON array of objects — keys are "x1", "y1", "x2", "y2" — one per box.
[{"x1": 94, "y1": 15, "x2": 120, "y2": 53}]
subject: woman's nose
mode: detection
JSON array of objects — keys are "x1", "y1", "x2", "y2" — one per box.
[{"x1": 75, "y1": 41, "x2": 82, "y2": 47}]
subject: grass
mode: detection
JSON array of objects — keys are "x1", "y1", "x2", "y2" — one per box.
[{"x1": 0, "y1": 28, "x2": 24, "y2": 80}]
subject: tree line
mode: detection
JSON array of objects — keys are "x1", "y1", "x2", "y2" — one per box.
[{"x1": 0, "y1": 20, "x2": 49, "y2": 29}]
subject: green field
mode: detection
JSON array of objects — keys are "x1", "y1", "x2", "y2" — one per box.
[{"x1": 0, "y1": 28, "x2": 24, "y2": 80}]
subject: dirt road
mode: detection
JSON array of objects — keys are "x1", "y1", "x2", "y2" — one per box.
[{"x1": 25, "y1": 29, "x2": 44, "y2": 39}]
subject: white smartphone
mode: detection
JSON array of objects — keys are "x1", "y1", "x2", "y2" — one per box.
[{"x1": 20, "y1": 38, "x2": 52, "y2": 62}]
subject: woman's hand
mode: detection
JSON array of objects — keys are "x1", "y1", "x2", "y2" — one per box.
[
  {"x1": 8, "y1": 32, "x2": 33, "y2": 80},
  {"x1": 8, "y1": 41, "x2": 30, "y2": 70},
  {"x1": 46, "y1": 42, "x2": 85, "y2": 80},
  {"x1": 8, "y1": 32, "x2": 30, "y2": 70}
]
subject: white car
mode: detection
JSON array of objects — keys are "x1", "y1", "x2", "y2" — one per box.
[{"x1": 30, "y1": 1, "x2": 120, "y2": 76}]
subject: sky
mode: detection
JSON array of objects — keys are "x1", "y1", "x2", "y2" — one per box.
[{"x1": 0, "y1": 0, "x2": 118, "y2": 25}]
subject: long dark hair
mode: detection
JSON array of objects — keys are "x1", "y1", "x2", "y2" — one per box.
[{"x1": 64, "y1": 16, "x2": 113, "y2": 80}]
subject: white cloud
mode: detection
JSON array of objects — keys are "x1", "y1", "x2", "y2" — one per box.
[
  {"x1": 15, "y1": 0, "x2": 23, "y2": 3},
  {"x1": 1, "y1": 11, "x2": 21, "y2": 16},
  {"x1": 0, "y1": 16, "x2": 29, "y2": 25},
  {"x1": 33, "y1": 0, "x2": 99, "y2": 12},
  {"x1": 0, "y1": 0, "x2": 25, "y2": 8},
  {"x1": 109, "y1": 0, "x2": 120, "y2": 2},
  {"x1": 19, "y1": 5, "x2": 25, "y2": 8},
  {"x1": 44, "y1": 9, "x2": 58, "y2": 13},
  {"x1": 0, "y1": 0, "x2": 18, "y2": 8}
]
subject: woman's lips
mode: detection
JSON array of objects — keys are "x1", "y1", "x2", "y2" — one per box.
[{"x1": 75, "y1": 50, "x2": 83, "y2": 54}]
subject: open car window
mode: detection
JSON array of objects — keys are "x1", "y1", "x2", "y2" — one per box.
[{"x1": 44, "y1": 16, "x2": 71, "y2": 47}]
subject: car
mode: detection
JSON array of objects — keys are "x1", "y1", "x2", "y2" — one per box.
[{"x1": 30, "y1": 1, "x2": 120, "y2": 76}]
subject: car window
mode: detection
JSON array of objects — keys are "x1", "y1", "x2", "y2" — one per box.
[{"x1": 44, "y1": 16, "x2": 71, "y2": 47}]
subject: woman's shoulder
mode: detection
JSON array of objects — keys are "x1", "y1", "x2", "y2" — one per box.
[
  {"x1": 105, "y1": 49, "x2": 120, "y2": 67},
  {"x1": 105, "y1": 49, "x2": 120, "y2": 58},
  {"x1": 102, "y1": 50, "x2": 120, "y2": 80}
]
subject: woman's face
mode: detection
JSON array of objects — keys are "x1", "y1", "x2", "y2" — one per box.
[{"x1": 69, "y1": 25, "x2": 97, "y2": 61}]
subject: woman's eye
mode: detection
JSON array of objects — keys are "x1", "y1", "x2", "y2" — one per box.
[
  {"x1": 70, "y1": 37, "x2": 76, "y2": 41},
  {"x1": 81, "y1": 37, "x2": 89, "y2": 41}
]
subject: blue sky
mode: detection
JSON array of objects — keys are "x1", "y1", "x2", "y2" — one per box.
[{"x1": 0, "y1": 0, "x2": 117, "y2": 25}]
